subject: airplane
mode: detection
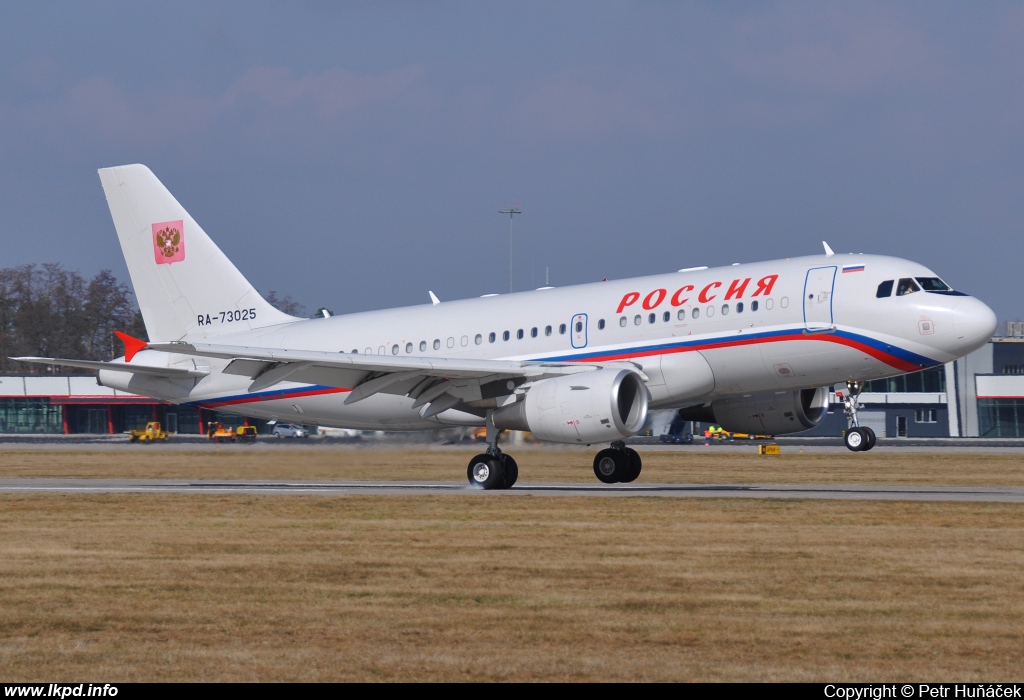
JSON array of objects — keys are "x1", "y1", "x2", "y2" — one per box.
[{"x1": 15, "y1": 165, "x2": 998, "y2": 489}]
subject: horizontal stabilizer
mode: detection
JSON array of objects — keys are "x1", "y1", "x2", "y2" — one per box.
[{"x1": 11, "y1": 357, "x2": 208, "y2": 378}]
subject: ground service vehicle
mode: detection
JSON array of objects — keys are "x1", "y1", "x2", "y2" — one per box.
[
  {"x1": 207, "y1": 422, "x2": 236, "y2": 442},
  {"x1": 129, "y1": 422, "x2": 168, "y2": 443},
  {"x1": 236, "y1": 425, "x2": 258, "y2": 443}
]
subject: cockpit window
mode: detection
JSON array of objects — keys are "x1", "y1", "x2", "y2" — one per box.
[
  {"x1": 915, "y1": 277, "x2": 966, "y2": 295},
  {"x1": 896, "y1": 278, "x2": 920, "y2": 296},
  {"x1": 876, "y1": 280, "x2": 894, "y2": 298}
]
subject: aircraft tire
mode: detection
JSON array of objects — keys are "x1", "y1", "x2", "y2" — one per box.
[
  {"x1": 467, "y1": 453, "x2": 505, "y2": 490},
  {"x1": 621, "y1": 448, "x2": 642, "y2": 483},
  {"x1": 844, "y1": 428, "x2": 866, "y2": 452},
  {"x1": 863, "y1": 427, "x2": 877, "y2": 451},
  {"x1": 501, "y1": 454, "x2": 519, "y2": 489},
  {"x1": 593, "y1": 448, "x2": 627, "y2": 484}
]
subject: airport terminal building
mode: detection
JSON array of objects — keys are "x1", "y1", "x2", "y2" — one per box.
[
  {"x1": 2, "y1": 334, "x2": 1023, "y2": 438},
  {"x1": 0, "y1": 375, "x2": 261, "y2": 436}
]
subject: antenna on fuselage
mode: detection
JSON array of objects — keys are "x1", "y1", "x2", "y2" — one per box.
[{"x1": 822, "y1": 241, "x2": 835, "y2": 257}]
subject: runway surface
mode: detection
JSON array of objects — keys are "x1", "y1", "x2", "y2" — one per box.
[{"x1": 2, "y1": 478, "x2": 1023, "y2": 502}]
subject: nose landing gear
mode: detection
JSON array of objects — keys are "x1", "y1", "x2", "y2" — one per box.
[{"x1": 838, "y1": 380, "x2": 876, "y2": 452}]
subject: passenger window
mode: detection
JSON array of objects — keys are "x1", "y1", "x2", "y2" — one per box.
[
  {"x1": 559, "y1": 324, "x2": 567, "y2": 334},
  {"x1": 489, "y1": 332, "x2": 496, "y2": 343},
  {"x1": 475, "y1": 334, "x2": 482, "y2": 345},
  {"x1": 634, "y1": 315, "x2": 641, "y2": 326},
  {"x1": 706, "y1": 305, "x2": 715, "y2": 317},
  {"x1": 876, "y1": 280, "x2": 894, "y2": 298},
  {"x1": 503, "y1": 331, "x2": 510, "y2": 341},
  {"x1": 780, "y1": 297, "x2": 789, "y2": 308},
  {"x1": 392, "y1": 345, "x2": 399, "y2": 355},
  {"x1": 692, "y1": 307, "x2": 699, "y2": 319},
  {"x1": 663, "y1": 311, "x2": 670, "y2": 322},
  {"x1": 419, "y1": 341, "x2": 426, "y2": 352},
  {"x1": 517, "y1": 329, "x2": 524, "y2": 339},
  {"x1": 677, "y1": 309, "x2": 685, "y2": 321},
  {"x1": 575, "y1": 321, "x2": 583, "y2": 332},
  {"x1": 447, "y1": 337, "x2": 455, "y2": 348},
  {"x1": 378, "y1": 346, "x2": 385, "y2": 355},
  {"x1": 461, "y1": 335, "x2": 468, "y2": 347},
  {"x1": 721, "y1": 304, "x2": 729, "y2": 315},
  {"x1": 351, "y1": 349, "x2": 358, "y2": 354},
  {"x1": 736, "y1": 302, "x2": 744, "y2": 313},
  {"x1": 648, "y1": 313, "x2": 655, "y2": 324},
  {"x1": 897, "y1": 278, "x2": 920, "y2": 296},
  {"x1": 545, "y1": 325, "x2": 552, "y2": 336},
  {"x1": 433, "y1": 339, "x2": 440, "y2": 350},
  {"x1": 531, "y1": 327, "x2": 538, "y2": 338},
  {"x1": 620, "y1": 316, "x2": 627, "y2": 327},
  {"x1": 751, "y1": 301, "x2": 758, "y2": 312},
  {"x1": 405, "y1": 342, "x2": 413, "y2": 353},
  {"x1": 766, "y1": 299, "x2": 774, "y2": 310},
  {"x1": 365, "y1": 347, "x2": 372, "y2": 354},
  {"x1": 597, "y1": 319, "x2": 605, "y2": 330}
]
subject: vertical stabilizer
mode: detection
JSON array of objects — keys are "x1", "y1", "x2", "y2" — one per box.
[{"x1": 98, "y1": 164, "x2": 296, "y2": 342}]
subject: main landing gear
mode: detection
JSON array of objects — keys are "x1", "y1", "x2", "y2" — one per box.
[
  {"x1": 838, "y1": 380, "x2": 876, "y2": 452},
  {"x1": 467, "y1": 422, "x2": 519, "y2": 490},
  {"x1": 593, "y1": 441, "x2": 642, "y2": 484},
  {"x1": 465, "y1": 426, "x2": 644, "y2": 489}
]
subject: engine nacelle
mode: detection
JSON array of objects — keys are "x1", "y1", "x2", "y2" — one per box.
[
  {"x1": 492, "y1": 368, "x2": 649, "y2": 444},
  {"x1": 681, "y1": 387, "x2": 829, "y2": 436}
]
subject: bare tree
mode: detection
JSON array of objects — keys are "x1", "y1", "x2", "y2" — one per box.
[
  {"x1": 0, "y1": 264, "x2": 140, "y2": 374},
  {"x1": 264, "y1": 290, "x2": 306, "y2": 317}
]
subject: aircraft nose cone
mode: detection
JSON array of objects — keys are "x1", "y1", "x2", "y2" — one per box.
[{"x1": 952, "y1": 297, "x2": 998, "y2": 352}]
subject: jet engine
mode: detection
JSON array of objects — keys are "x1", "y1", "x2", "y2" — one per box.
[
  {"x1": 679, "y1": 387, "x2": 829, "y2": 436},
  {"x1": 491, "y1": 368, "x2": 649, "y2": 444}
]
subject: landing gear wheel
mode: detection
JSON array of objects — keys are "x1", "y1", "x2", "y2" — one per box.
[
  {"x1": 593, "y1": 448, "x2": 628, "y2": 484},
  {"x1": 467, "y1": 453, "x2": 505, "y2": 490},
  {"x1": 844, "y1": 427, "x2": 866, "y2": 452},
  {"x1": 862, "y1": 426, "x2": 876, "y2": 451},
  {"x1": 621, "y1": 448, "x2": 642, "y2": 483},
  {"x1": 501, "y1": 454, "x2": 519, "y2": 489}
]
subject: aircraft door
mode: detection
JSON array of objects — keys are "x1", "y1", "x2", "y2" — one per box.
[
  {"x1": 803, "y1": 266, "x2": 837, "y2": 331},
  {"x1": 571, "y1": 314, "x2": 588, "y2": 349}
]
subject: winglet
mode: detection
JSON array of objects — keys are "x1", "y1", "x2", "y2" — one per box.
[
  {"x1": 429, "y1": 291, "x2": 440, "y2": 305},
  {"x1": 115, "y1": 331, "x2": 148, "y2": 362},
  {"x1": 823, "y1": 241, "x2": 835, "y2": 257}
]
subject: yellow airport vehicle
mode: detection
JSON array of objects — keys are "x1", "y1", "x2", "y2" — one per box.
[
  {"x1": 235, "y1": 425, "x2": 258, "y2": 443},
  {"x1": 207, "y1": 422, "x2": 236, "y2": 443},
  {"x1": 129, "y1": 421, "x2": 168, "y2": 443}
]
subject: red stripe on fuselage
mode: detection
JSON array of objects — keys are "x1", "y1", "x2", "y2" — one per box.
[
  {"x1": 198, "y1": 386, "x2": 350, "y2": 409},
  {"x1": 571, "y1": 333, "x2": 923, "y2": 373}
]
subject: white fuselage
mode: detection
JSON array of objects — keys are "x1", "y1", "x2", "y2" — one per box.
[{"x1": 99, "y1": 252, "x2": 996, "y2": 430}]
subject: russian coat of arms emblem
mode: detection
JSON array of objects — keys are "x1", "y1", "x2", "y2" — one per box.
[{"x1": 152, "y1": 220, "x2": 186, "y2": 265}]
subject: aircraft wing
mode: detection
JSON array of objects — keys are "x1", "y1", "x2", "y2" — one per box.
[
  {"x1": 147, "y1": 341, "x2": 642, "y2": 417},
  {"x1": 11, "y1": 356, "x2": 209, "y2": 379}
]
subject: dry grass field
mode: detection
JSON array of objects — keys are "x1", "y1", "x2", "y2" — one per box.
[
  {"x1": 0, "y1": 445, "x2": 1023, "y2": 486},
  {"x1": 0, "y1": 447, "x2": 1022, "y2": 681}
]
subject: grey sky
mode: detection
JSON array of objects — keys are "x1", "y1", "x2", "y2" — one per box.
[{"x1": 1, "y1": 2, "x2": 1021, "y2": 323}]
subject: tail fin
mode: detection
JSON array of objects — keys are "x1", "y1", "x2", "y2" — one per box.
[{"x1": 98, "y1": 164, "x2": 296, "y2": 342}]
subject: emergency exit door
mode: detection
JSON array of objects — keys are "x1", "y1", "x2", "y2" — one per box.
[{"x1": 803, "y1": 266, "x2": 837, "y2": 331}]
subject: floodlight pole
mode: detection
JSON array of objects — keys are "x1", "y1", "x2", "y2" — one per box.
[{"x1": 498, "y1": 205, "x2": 521, "y2": 293}]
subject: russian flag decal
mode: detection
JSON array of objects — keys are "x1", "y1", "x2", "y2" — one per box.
[{"x1": 842, "y1": 265, "x2": 865, "y2": 273}]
